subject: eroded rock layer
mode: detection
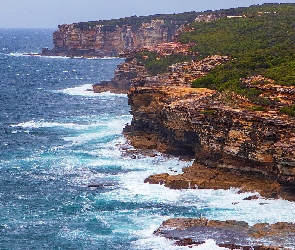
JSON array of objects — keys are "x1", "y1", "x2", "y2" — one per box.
[
  {"x1": 42, "y1": 20, "x2": 184, "y2": 57},
  {"x1": 124, "y1": 83, "x2": 295, "y2": 194}
]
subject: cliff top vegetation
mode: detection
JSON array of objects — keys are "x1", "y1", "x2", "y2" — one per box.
[
  {"x1": 73, "y1": 11, "x2": 199, "y2": 31},
  {"x1": 133, "y1": 3, "x2": 295, "y2": 103}
]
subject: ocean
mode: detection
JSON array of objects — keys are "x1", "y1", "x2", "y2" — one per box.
[{"x1": 1, "y1": 29, "x2": 295, "y2": 250}]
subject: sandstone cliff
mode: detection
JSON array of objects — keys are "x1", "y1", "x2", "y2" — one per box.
[
  {"x1": 92, "y1": 50, "x2": 295, "y2": 197},
  {"x1": 42, "y1": 19, "x2": 185, "y2": 57},
  {"x1": 125, "y1": 83, "x2": 295, "y2": 196},
  {"x1": 106, "y1": 51, "x2": 295, "y2": 201}
]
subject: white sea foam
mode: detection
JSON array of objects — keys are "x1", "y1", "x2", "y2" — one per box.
[
  {"x1": 201, "y1": 188, "x2": 295, "y2": 225},
  {"x1": 21, "y1": 115, "x2": 295, "y2": 227},
  {"x1": 11, "y1": 120, "x2": 92, "y2": 130},
  {"x1": 96, "y1": 148, "x2": 295, "y2": 227},
  {"x1": 62, "y1": 116, "x2": 130, "y2": 146},
  {"x1": 57, "y1": 84, "x2": 95, "y2": 96},
  {"x1": 133, "y1": 236, "x2": 229, "y2": 250},
  {"x1": 55, "y1": 84, "x2": 94, "y2": 96},
  {"x1": 8, "y1": 52, "x2": 26, "y2": 57},
  {"x1": 11, "y1": 113, "x2": 131, "y2": 131},
  {"x1": 15, "y1": 110, "x2": 295, "y2": 250},
  {"x1": 40, "y1": 55, "x2": 69, "y2": 59},
  {"x1": 55, "y1": 83, "x2": 127, "y2": 97}
]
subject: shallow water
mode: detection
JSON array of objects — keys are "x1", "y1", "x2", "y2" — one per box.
[{"x1": 0, "y1": 29, "x2": 294, "y2": 250}]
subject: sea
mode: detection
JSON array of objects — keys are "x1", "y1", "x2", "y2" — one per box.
[{"x1": 1, "y1": 28, "x2": 295, "y2": 250}]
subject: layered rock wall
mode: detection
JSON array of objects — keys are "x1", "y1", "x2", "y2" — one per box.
[
  {"x1": 124, "y1": 85, "x2": 295, "y2": 189},
  {"x1": 43, "y1": 20, "x2": 182, "y2": 57}
]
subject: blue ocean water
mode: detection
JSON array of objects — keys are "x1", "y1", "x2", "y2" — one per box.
[{"x1": 1, "y1": 29, "x2": 295, "y2": 250}]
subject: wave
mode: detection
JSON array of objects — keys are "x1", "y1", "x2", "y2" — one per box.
[
  {"x1": 11, "y1": 119, "x2": 94, "y2": 130},
  {"x1": 6, "y1": 52, "x2": 70, "y2": 59},
  {"x1": 55, "y1": 83, "x2": 127, "y2": 97},
  {"x1": 6, "y1": 52, "x2": 72, "y2": 59},
  {"x1": 11, "y1": 114, "x2": 130, "y2": 134},
  {"x1": 40, "y1": 55, "x2": 69, "y2": 59},
  {"x1": 88, "y1": 56, "x2": 120, "y2": 60},
  {"x1": 8, "y1": 52, "x2": 29, "y2": 57}
]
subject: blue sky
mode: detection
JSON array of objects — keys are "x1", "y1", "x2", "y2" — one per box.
[{"x1": 1, "y1": 0, "x2": 295, "y2": 28}]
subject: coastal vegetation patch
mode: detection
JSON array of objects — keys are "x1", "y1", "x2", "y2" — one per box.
[
  {"x1": 134, "y1": 4, "x2": 295, "y2": 103},
  {"x1": 73, "y1": 11, "x2": 199, "y2": 31}
]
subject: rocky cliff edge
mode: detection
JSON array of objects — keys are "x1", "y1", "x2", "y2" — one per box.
[{"x1": 92, "y1": 52, "x2": 295, "y2": 200}]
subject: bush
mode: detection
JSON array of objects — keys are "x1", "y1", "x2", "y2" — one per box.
[
  {"x1": 279, "y1": 105, "x2": 295, "y2": 117},
  {"x1": 249, "y1": 106, "x2": 267, "y2": 111}
]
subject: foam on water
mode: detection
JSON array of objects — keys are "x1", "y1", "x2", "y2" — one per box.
[
  {"x1": 8, "y1": 52, "x2": 66, "y2": 59},
  {"x1": 6, "y1": 109, "x2": 295, "y2": 249},
  {"x1": 11, "y1": 120, "x2": 86, "y2": 129},
  {"x1": 8, "y1": 52, "x2": 29, "y2": 57},
  {"x1": 133, "y1": 236, "x2": 229, "y2": 250},
  {"x1": 56, "y1": 83, "x2": 127, "y2": 97},
  {"x1": 36, "y1": 113, "x2": 295, "y2": 228},
  {"x1": 64, "y1": 132, "x2": 295, "y2": 249},
  {"x1": 11, "y1": 114, "x2": 131, "y2": 131},
  {"x1": 56, "y1": 84, "x2": 97, "y2": 96}
]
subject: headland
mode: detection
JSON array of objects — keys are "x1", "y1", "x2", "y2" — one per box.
[{"x1": 45, "y1": 3, "x2": 295, "y2": 248}]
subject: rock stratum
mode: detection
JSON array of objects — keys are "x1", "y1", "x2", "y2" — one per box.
[
  {"x1": 111, "y1": 55, "x2": 295, "y2": 199},
  {"x1": 128, "y1": 82, "x2": 294, "y2": 185},
  {"x1": 42, "y1": 19, "x2": 186, "y2": 57}
]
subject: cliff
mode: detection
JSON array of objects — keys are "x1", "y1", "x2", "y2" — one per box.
[
  {"x1": 125, "y1": 83, "x2": 295, "y2": 196},
  {"x1": 42, "y1": 19, "x2": 185, "y2": 57},
  {"x1": 91, "y1": 48, "x2": 295, "y2": 198},
  {"x1": 44, "y1": 5, "x2": 295, "y2": 247},
  {"x1": 109, "y1": 51, "x2": 295, "y2": 200}
]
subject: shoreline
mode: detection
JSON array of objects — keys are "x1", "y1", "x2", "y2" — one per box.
[
  {"x1": 40, "y1": 5, "x2": 295, "y2": 247},
  {"x1": 120, "y1": 136, "x2": 295, "y2": 249},
  {"x1": 95, "y1": 57, "x2": 295, "y2": 248}
]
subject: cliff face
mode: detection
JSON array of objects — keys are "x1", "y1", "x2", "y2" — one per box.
[
  {"x1": 124, "y1": 81, "x2": 295, "y2": 194},
  {"x1": 42, "y1": 20, "x2": 182, "y2": 57},
  {"x1": 91, "y1": 50, "x2": 295, "y2": 197}
]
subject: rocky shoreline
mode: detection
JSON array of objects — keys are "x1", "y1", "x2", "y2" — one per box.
[
  {"x1": 41, "y1": 6, "x2": 295, "y2": 248},
  {"x1": 155, "y1": 218, "x2": 295, "y2": 249},
  {"x1": 91, "y1": 53, "x2": 295, "y2": 249}
]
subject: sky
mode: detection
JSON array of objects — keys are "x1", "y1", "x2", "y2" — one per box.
[{"x1": 0, "y1": 0, "x2": 295, "y2": 28}]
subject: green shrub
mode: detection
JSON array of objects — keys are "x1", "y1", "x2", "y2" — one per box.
[
  {"x1": 249, "y1": 106, "x2": 267, "y2": 111},
  {"x1": 201, "y1": 109, "x2": 216, "y2": 115},
  {"x1": 279, "y1": 105, "x2": 295, "y2": 117}
]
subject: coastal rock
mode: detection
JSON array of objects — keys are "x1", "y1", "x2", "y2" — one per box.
[
  {"x1": 145, "y1": 162, "x2": 281, "y2": 198},
  {"x1": 155, "y1": 218, "x2": 295, "y2": 249},
  {"x1": 93, "y1": 58, "x2": 147, "y2": 94}
]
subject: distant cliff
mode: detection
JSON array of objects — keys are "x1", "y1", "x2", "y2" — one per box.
[{"x1": 42, "y1": 19, "x2": 188, "y2": 57}]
